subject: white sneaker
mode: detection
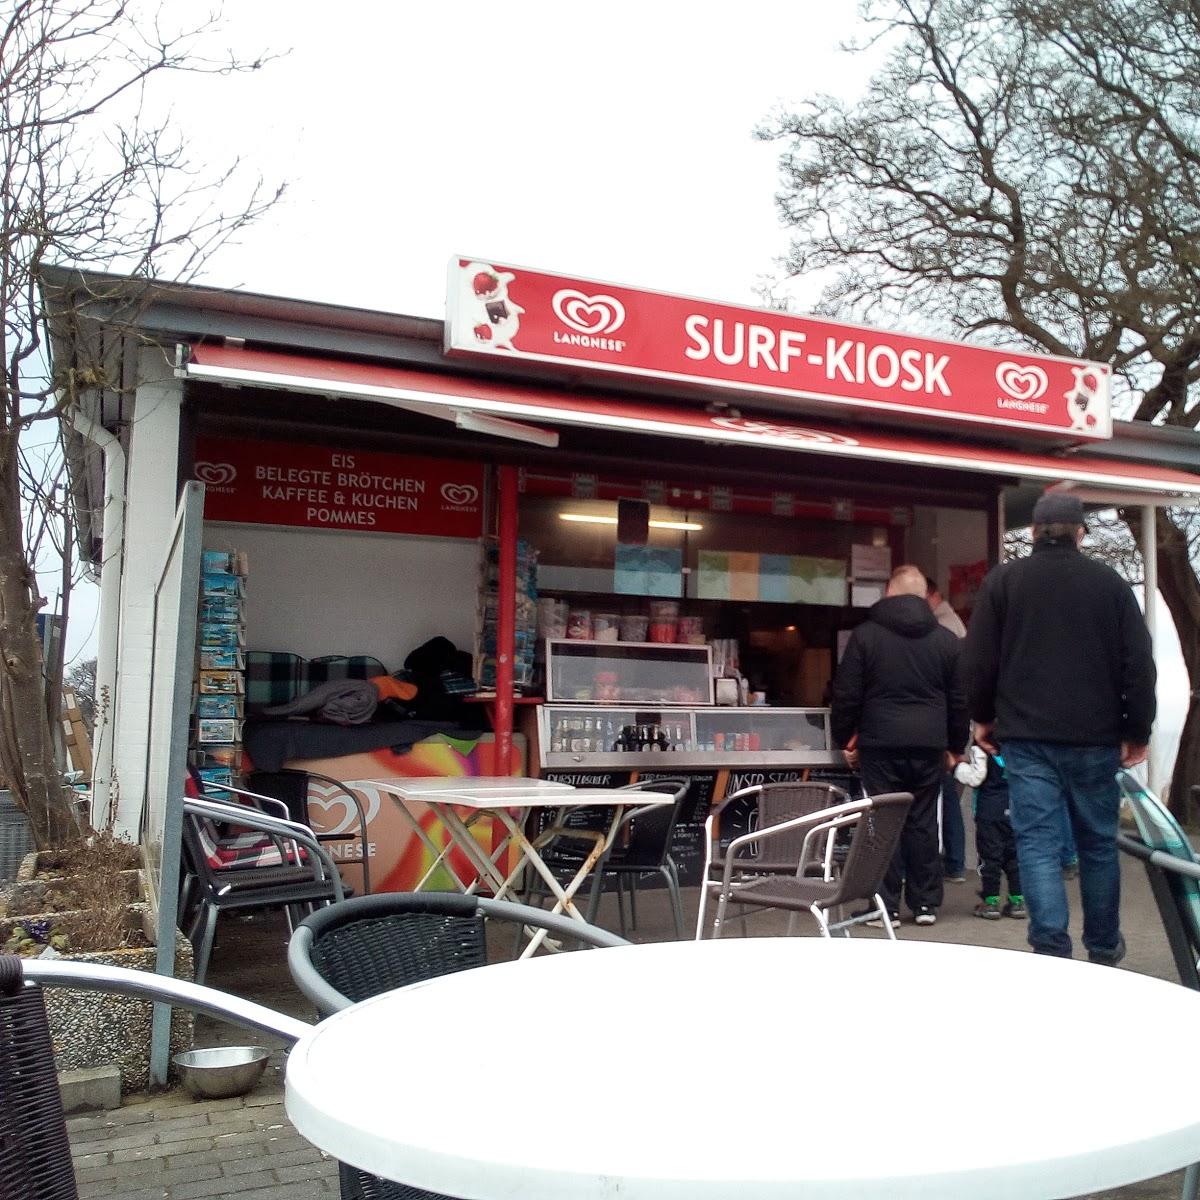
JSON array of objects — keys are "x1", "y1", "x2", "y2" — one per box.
[{"x1": 913, "y1": 907, "x2": 937, "y2": 926}]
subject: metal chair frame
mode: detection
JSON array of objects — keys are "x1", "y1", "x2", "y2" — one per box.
[
  {"x1": 525, "y1": 778, "x2": 690, "y2": 939},
  {"x1": 693, "y1": 781, "x2": 852, "y2": 937},
  {"x1": 699, "y1": 792, "x2": 914, "y2": 942},
  {"x1": 247, "y1": 769, "x2": 373, "y2": 895},
  {"x1": 181, "y1": 796, "x2": 344, "y2": 985}
]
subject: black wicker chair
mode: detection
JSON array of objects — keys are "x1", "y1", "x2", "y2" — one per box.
[
  {"x1": 288, "y1": 891, "x2": 629, "y2": 1017},
  {"x1": 525, "y1": 779, "x2": 691, "y2": 938},
  {"x1": 0, "y1": 954, "x2": 309, "y2": 1200},
  {"x1": 288, "y1": 892, "x2": 628, "y2": 1200}
]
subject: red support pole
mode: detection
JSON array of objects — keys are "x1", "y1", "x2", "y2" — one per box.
[{"x1": 495, "y1": 466, "x2": 518, "y2": 774}]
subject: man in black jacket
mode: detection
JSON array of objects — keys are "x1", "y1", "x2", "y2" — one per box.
[
  {"x1": 965, "y1": 491, "x2": 1156, "y2": 963},
  {"x1": 832, "y1": 564, "x2": 968, "y2": 926}
]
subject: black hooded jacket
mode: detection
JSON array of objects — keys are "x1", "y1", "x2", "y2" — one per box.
[
  {"x1": 831, "y1": 594, "x2": 968, "y2": 752},
  {"x1": 965, "y1": 536, "x2": 1156, "y2": 746}
]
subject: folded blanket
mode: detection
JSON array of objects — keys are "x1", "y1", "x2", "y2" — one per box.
[{"x1": 264, "y1": 678, "x2": 377, "y2": 726}]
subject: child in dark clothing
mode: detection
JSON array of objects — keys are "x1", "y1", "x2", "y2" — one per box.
[{"x1": 955, "y1": 745, "x2": 1026, "y2": 920}]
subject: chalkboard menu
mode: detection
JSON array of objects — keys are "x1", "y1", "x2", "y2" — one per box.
[
  {"x1": 530, "y1": 771, "x2": 634, "y2": 844},
  {"x1": 634, "y1": 770, "x2": 718, "y2": 887}
]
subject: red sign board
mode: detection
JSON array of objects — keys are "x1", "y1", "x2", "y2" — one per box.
[
  {"x1": 194, "y1": 436, "x2": 484, "y2": 537},
  {"x1": 445, "y1": 258, "x2": 1112, "y2": 439}
]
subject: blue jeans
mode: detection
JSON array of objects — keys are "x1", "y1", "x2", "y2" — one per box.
[
  {"x1": 1002, "y1": 740, "x2": 1121, "y2": 958},
  {"x1": 1060, "y1": 808, "x2": 1078, "y2": 867}
]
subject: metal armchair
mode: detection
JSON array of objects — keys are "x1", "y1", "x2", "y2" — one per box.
[
  {"x1": 526, "y1": 778, "x2": 691, "y2": 939},
  {"x1": 698, "y1": 792, "x2": 913, "y2": 940},
  {"x1": 0, "y1": 953, "x2": 308, "y2": 1200},
  {"x1": 181, "y1": 796, "x2": 345, "y2": 985},
  {"x1": 247, "y1": 769, "x2": 373, "y2": 895},
  {"x1": 694, "y1": 781, "x2": 853, "y2": 937}
]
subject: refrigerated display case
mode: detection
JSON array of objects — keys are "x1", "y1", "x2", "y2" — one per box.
[
  {"x1": 536, "y1": 704, "x2": 836, "y2": 769},
  {"x1": 544, "y1": 639, "x2": 713, "y2": 706}
]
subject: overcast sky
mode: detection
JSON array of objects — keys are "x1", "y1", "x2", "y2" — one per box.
[{"x1": 169, "y1": 1, "x2": 871, "y2": 314}]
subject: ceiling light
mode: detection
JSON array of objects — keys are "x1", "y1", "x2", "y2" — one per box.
[{"x1": 558, "y1": 513, "x2": 704, "y2": 531}]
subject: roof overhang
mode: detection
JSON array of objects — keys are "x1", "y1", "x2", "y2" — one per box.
[{"x1": 184, "y1": 343, "x2": 1200, "y2": 506}]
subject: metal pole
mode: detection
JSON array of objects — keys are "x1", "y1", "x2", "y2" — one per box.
[
  {"x1": 1141, "y1": 505, "x2": 1158, "y2": 645},
  {"x1": 1141, "y1": 505, "x2": 1160, "y2": 795},
  {"x1": 495, "y1": 467, "x2": 518, "y2": 774}
]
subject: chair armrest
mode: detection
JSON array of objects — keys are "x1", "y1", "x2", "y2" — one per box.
[
  {"x1": 15, "y1": 956, "x2": 312, "y2": 1044},
  {"x1": 202, "y1": 782, "x2": 291, "y2": 821},
  {"x1": 279, "y1": 770, "x2": 373, "y2": 895}
]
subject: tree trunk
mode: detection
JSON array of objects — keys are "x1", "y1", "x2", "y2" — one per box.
[
  {"x1": 1122, "y1": 508, "x2": 1200, "y2": 813},
  {"x1": 0, "y1": 436, "x2": 80, "y2": 847}
]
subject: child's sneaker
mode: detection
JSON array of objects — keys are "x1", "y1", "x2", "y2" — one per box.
[
  {"x1": 863, "y1": 909, "x2": 900, "y2": 928},
  {"x1": 913, "y1": 906, "x2": 937, "y2": 926},
  {"x1": 1003, "y1": 896, "x2": 1027, "y2": 919},
  {"x1": 974, "y1": 897, "x2": 1002, "y2": 920}
]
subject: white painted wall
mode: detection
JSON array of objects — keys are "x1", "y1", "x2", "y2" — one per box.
[
  {"x1": 112, "y1": 348, "x2": 185, "y2": 838},
  {"x1": 201, "y1": 523, "x2": 480, "y2": 667}
]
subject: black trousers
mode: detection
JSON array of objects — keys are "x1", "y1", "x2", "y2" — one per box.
[
  {"x1": 976, "y1": 814, "x2": 1021, "y2": 900},
  {"x1": 859, "y1": 750, "x2": 944, "y2": 913}
]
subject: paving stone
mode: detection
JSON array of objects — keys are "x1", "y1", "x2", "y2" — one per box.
[
  {"x1": 231, "y1": 1182, "x2": 336, "y2": 1200},
  {"x1": 274, "y1": 1161, "x2": 338, "y2": 1184},
  {"x1": 169, "y1": 1168, "x2": 279, "y2": 1198},
  {"x1": 224, "y1": 1145, "x2": 328, "y2": 1175}
]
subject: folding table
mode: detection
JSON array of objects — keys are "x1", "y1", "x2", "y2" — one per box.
[
  {"x1": 356, "y1": 776, "x2": 672, "y2": 955},
  {"x1": 287, "y1": 937, "x2": 1200, "y2": 1200}
]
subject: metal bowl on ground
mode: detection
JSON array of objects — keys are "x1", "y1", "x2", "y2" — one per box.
[{"x1": 172, "y1": 1045, "x2": 271, "y2": 1099}]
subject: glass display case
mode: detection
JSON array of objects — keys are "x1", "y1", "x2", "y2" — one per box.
[
  {"x1": 537, "y1": 704, "x2": 837, "y2": 769},
  {"x1": 544, "y1": 639, "x2": 713, "y2": 706}
]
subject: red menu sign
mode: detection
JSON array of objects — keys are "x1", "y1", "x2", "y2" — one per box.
[
  {"x1": 445, "y1": 257, "x2": 1112, "y2": 439},
  {"x1": 194, "y1": 436, "x2": 484, "y2": 538}
]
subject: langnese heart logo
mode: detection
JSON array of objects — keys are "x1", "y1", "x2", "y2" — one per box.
[
  {"x1": 305, "y1": 782, "x2": 380, "y2": 837},
  {"x1": 552, "y1": 289, "x2": 626, "y2": 335},
  {"x1": 194, "y1": 461, "x2": 236, "y2": 485},
  {"x1": 440, "y1": 482, "x2": 479, "y2": 506},
  {"x1": 995, "y1": 363, "x2": 1048, "y2": 402}
]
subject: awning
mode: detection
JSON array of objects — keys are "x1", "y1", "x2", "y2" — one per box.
[{"x1": 184, "y1": 344, "x2": 1200, "y2": 504}]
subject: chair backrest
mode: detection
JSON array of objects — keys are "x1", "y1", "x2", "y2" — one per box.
[
  {"x1": 753, "y1": 781, "x2": 852, "y2": 864},
  {"x1": 289, "y1": 893, "x2": 629, "y2": 1015},
  {"x1": 1119, "y1": 771, "x2": 1200, "y2": 960},
  {"x1": 823, "y1": 792, "x2": 913, "y2": 909},
  {"x1": 611, "y1": 778, "x2": 689, "y2": 869}
]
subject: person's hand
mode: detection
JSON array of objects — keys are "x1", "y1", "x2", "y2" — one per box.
[
  {"x1": 974, "y1": 722, "x2": 998, "y2": 754},
  {"x1": 944, "y1": 751, "x2": 963, "y2": 773},
  {"x1": 843, "y1": 747, "x2": 860, "y2": 770},
  {"x1": 1121, "y1": 741, "x2": 1149, "y2": 767}
]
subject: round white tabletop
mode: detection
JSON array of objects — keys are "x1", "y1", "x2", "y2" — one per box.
[{"x1": 285, "y1": 938, "x2": 1200, "y2": 1200}]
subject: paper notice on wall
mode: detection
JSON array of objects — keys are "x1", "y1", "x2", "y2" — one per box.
[
  {"x1": 851, "y1": 544, "x2": 892, "y2": 580},
  {"x1": 851, "y1": 581, "x2": 886, "y2": 608}
]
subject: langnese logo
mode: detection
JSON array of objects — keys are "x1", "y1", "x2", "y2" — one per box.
[
  {"x1": 551, "y1": 288, "x2": 627, "y2": 353},
  {"x1": 194, "y1": 461, "x2": 236, "y2": 490},
  {"x1": 994, "y1": 362, "x2": 1050, "y2": 415},
  {"x1": 440, "y1": 482, "x2": 479, "y2": 508}
]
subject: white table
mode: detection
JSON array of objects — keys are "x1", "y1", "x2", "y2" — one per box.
[
  {"x1": 356, "y1": 776, "x2": 672, "y2": 953},
  {"x1": 287, "y1": 937, "x2": 1200, "y2": 1200}
]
